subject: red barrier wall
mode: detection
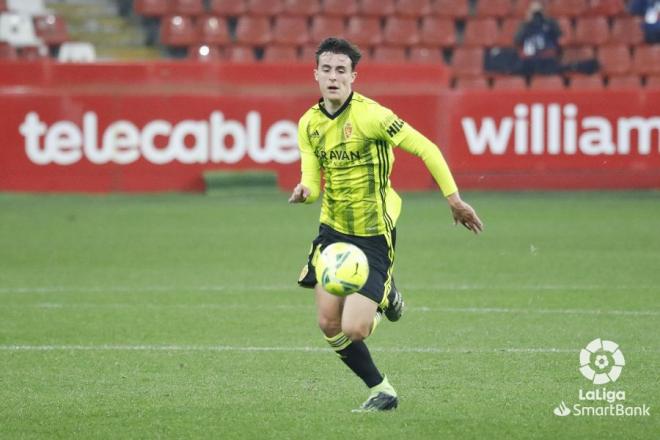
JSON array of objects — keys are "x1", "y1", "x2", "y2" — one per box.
[{"x1": 1, "y1": 61, "x2": 658, "y2": 192}]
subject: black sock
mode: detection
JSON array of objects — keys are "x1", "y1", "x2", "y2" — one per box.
[{"x1": 336, "y1": 340, "x2": 383, "y2": 388}]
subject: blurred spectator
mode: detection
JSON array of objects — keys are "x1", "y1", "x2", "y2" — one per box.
[
  {"x1": 514, "y1": 1, "x2": 562, "y2": 75},
  {"x1": 629, "y1": 0, "x2": 660, "y2": 43}
]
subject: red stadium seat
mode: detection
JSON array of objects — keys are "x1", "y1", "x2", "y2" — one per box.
[
  {"x1": 210, "y1": 0, "x2": 247, "y2": 16},
  {"x1": 462, "y1": 18, "x2": 499, "y2": 47},
  {"x1": 451, "y1": 47, "x2": 484, "y2": 77},
  {"x1": 0, "y1": 41, "x2": 17, "y2": 59},
  {"x1": 632, "y1": 45, "x2": 660, "y2": 75},
  {"x1": 585, "y1": 0, "x2": 625, "y2": 17},
  {"x1": 393, "y1": 0, "x2": 431, "y2": 18},
  {"x1": 548, "y1": 0, "x2": 588, "y2": 17},
  {"x1": 197, "y1": 16, "x2": 230, "y2": 46},
  {"x1": 557, "y1": 17, "x2": 575, "y2": 46},
  {"x1": 171, "y1": 0, "x2": 205, "y2": 16},
  {"x1": 227, "y1": 45, "x2": 256, "y2": 61},
  {"x1": 608, "y1": 74, "x2": 641, "y2": 89},
  {"x1": 610, "y1": 17, "x2": 644, "y2": 46},
  {"x1": 475, "y1": 0, "x2": 513, "y2": 18},
  {"x1": 322, "y1": 0, "x2": 358, "y2": 17},
  {"x1": 569, "y1": 74, "x2": 604, "y2": 89},
  {"x1": 282, "y1": 0, "x2": 320, "y2": 16},
  {"x1": 134, "y1": 0, "x2": 169, "y2": 17},
  {"x1": 431, "y1": 0, "x2": 469, "y2": 19},
  {"x1": 300, "y1": 44, "x2": 318, "y2": 60},
  {"x1": 0, "y1": 0, "x2": 6, "y2": 12},
  {"x1": 360, "y1": 0, "x2": 396, "y2": 17},
  {"x1": 597, "y1": 44, "x2": 631, "y2": 75},
  {"x1": 371, "y1": 46, "x2": 407, "y2": 63},
  {"x1": 529, "y1": 75, "x2": 565, "y2": 89},
  {"x1": 492, "y1": 76, "x2": 526, "y2": 90},
  {"x1": 512, "y1": 0, "x2": 533, "y2": 17},
  {"x1": 19, "y1": 45, "x2": 48, "y2": 60},
  {"x1": 574, "y1": 17, "x2": 609, "y2": 46},
  {"x1": 455, "y1": 76, "x2": 489, "y2": 90},
  {"x1": 496, "y1": 18, "x2": 522, "y2": 47},
  {"x1": 272, "y1": 16, "x2": 309, "y2": 45},
  {"x1": 419, "y1": 17, "x2": 455, "y2": 48},
  {"x1": 188, "y1": 44, "x2": 224, "y2": 61},
  {"x1": 235, "y1": 16, "x2": 272, "y2": 45},
  {"x1": 246, "y1": 0, "x2": 283, "y2": 16},
  {"x1": 382, "y1": 17, "x2": 419, "y2": 46},
  {"x1": 645, "y1": 75, "x2": 660, "y2": 89},
  {"x1": 263, "y1": 44, "x2": 298, "y2": 61},
  {"x1": 33, "y1": 14, "x2": 69, "y2": 46},
  {"x1": 561, "y1": 45, "x2": 595, "y2": 64},
  {"x1": 160, "y1": 15, "x2": 196, "y2": 47},
  {"x1": 409, "y1": 46, "x2": 443, "y2": 63},
  {"x1": 310, "y1": 16, "x2": 344, "y2": 43},
  {"x1": 345, "y1": 16, "x2": 383, "y2": 48}
]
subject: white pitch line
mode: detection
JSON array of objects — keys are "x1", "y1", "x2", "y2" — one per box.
[
  {"x1": 1, "y1": 303, "x2": 657, "y2": 317},
  {"x1": 0, "y1": 283, "x2": 657, "y2": 295},
  {"x1": 0, "y1": 344, "x2": 580, "y2": 354}
]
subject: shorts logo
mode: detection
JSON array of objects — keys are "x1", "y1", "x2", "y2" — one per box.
[
  {"x1": 343, "y1": 122, "x2": 353, "y2": 140},
  {"x1": 579, "y1": 338, "x2": 625, "y2": 384}
]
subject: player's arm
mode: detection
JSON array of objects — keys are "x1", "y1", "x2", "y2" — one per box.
[
  {"x1": 378, "y1": 110, "x2": 483, "y2": 234},
  {"x1": 289, "y1": 115, "x2": 321, "y2": 204}
]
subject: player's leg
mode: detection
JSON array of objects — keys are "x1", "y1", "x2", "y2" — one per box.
[{"x1": 342, "y1": 293, "x2": 398, "y2": 412}]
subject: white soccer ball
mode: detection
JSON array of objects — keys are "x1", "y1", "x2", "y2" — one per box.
[{"x1": 315, "y1": 242, "x2": 369, "y2": 296}]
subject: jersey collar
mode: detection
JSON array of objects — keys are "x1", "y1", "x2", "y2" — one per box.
[{"x1": 318, "y1": 92, "x2": 353, "y2": 120}]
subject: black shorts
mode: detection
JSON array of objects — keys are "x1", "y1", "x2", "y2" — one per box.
[{"x1": 298, "y1": 224, "x2": 396, "y2": 306}]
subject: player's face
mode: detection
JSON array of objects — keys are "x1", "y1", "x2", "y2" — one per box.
[{"x1": 314, "y1": 52, "x2": 357, "y2": 104}]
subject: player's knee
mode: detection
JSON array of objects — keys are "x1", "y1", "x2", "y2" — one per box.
[
  {"x1": 341, "y1": 321, "x2": 371, "y2": 341},
  {"x1": 318, "y1": 316, "x2": 341, "y2": 337}
]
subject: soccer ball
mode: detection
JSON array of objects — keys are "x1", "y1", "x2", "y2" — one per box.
[{"x1": 315, "y1": 242, "x2": 369, "y2": 296}]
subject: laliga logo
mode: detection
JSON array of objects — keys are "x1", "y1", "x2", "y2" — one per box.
[{"x1": 579, "y1": 338, "x2": 625, "y2": 385}]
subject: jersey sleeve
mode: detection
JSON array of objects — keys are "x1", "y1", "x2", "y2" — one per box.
[
  {"x1": 297, "y1": 112, "x2": 321, "y2": 204},
  {"x1": 373, "y1": 105, "x2": 458, "y2": 197}
]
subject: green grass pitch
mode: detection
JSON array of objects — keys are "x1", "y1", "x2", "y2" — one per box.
[{"x1": 1, "y1": 191, "x2": 658, "y2": 439}]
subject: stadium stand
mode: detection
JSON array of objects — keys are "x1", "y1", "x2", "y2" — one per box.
[
  {"x1": 272, "y1": 15, "x2": 309, "y2": 45},
  {"x1": 188, "y1": 43, "x2": 224, "y2": 61},
  {"x1": 598, "y1": 44, "x2": 632, "y2": 75},
  {"x1": 419, "y1": 16, "x2": 455, "y2": 48},
  {"x1": 382, "y1": 16, "x2": 420, "y2": 46},
  {"x1": 2, "y1": 0, "x2": 652, "y2": 91},
  {"x1": 321, "y1": 0, "x2": 358, "y2": 17},
  {"x1": 209, "y1": 0, "x2": 246, "y2": 16},
  {"x1": 463, "y1": 18, "x2": 500, "y2": 47},
  {"x1": 530, "y1": 75, "x2": 565, "y2": 89},
  {"x1": 282, "y1": 0, "x2": 321, "y2": 17},
  {"x1": 492, "y1": 75, "x2": 527, "y2": 89},
  {"x1": 246, "y1": 0, "x2": 284, "y2": 16},
  {"x1": 569, "y1": 74, "x2": 605, "y2": 89},
  {"x1": 360, "y1": 0, "x2": 396, "y2": 17},
  {"x1": 409, "y1": 46, "x2": 444, "y2": 63},
  {"x1": 345, "y1": 16, "x2": 383, "y2": 48},
  {"x1": 393, "y1": 0, "x2": 432, "y2": 18},
  {"x1": 171, "y1": 0, "x2": 205, "y2": 16},
  {"x1": 475, "y1": 0, "x2": 513, "y2": 18}
]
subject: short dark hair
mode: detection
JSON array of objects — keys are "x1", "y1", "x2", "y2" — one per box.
[{"x1": 315, "y1": 37, "x2": 362, "y2": 70}]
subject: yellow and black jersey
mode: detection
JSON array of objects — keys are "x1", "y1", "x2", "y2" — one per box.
[{"x1": 297, "y1": 92, "x2": 457, "y2": 237}]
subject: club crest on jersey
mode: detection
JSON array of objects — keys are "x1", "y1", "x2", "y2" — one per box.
[{"x1": 343, "y1": 122, "x2": 353, "y2": 140}]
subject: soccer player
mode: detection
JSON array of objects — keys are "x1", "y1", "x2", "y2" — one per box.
[{"x1": 289, "y1": 38, "x2": 483, "y2": 412}]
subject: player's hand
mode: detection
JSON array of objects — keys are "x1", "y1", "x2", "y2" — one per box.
[
  {"x1": 447, "y1": 193, "x2": 483, "y2": 234},
  {"x1": 288, "y1": 184, "x2": 311, "y2": 203}
]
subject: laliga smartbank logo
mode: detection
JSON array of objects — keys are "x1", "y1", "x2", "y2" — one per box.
[
  {"x1": 553, "y1": 338, "x2": 651, "y2": 418},
  {"x1": 19, "y1": 111, "x2": 299, "y2": 166}
]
